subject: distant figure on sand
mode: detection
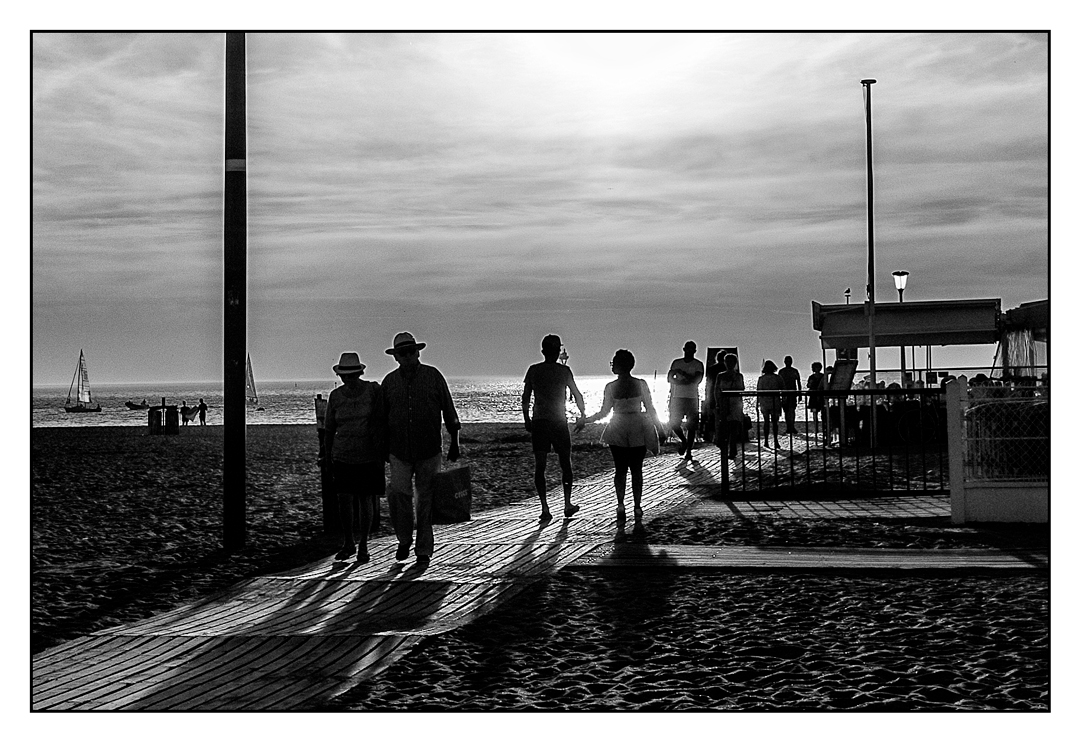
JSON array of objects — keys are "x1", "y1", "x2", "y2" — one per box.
[
  {"x1": 713, "y1": 353, "x2": 745, "y2": 458},
  {"x1": 778, "y1": 356, "x2": 802, "y2": 436},
  {"x1": 667, "y1": 340, "x2": 705, "y2": 462},
  {"x1": 381, "y1": 332, "x2": 460, "y2": 569},
  {"x1": 180, "y1": 401, "x2": 191, "y2": 426},
  {"x1": 197, "y1": 399, "x2": 207, "y2": 425},
  {"x1": 522, "y1": 334, "x2": 586, "y2": 522},
  {"x1": 576, "y1": 349, "x2": 666, "y2": 538},
  {"x1": 324, "y1": 352, "x2": 385, "y2": 564},
  {"x1": 806, "y1": 361, "x2": 825, "y2": 437},
  {"x1": 757, "y1": 360, "x2": 783, "y2": 448}
]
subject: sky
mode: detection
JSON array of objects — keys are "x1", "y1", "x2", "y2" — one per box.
[{"x1": 32, "y1": 31, "x2": 1049, "y2": 385}]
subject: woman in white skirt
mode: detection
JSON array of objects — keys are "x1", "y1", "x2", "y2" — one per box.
[{"x1": 577, "y1": 349, "x2": 666, "y2": 532}]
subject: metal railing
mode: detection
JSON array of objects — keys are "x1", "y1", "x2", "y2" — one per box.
[
  {"x1": 962, "y1": 385, "x2": 1049, "y2": 483},
  {"x1": 707, "y1": 388, "x2": 948, "y2": 494}
]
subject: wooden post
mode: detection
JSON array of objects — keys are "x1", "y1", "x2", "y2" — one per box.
[
  {"x1": 223, "y1": 32, "x2": 247, "y2": 549},
  {"x1": 946, "y1": 376, "x2": 968, "y2": 524}
]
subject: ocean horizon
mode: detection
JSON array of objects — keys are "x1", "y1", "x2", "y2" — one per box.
[{"x1": 32, "y1": 375, "x2": 703, "y2": 429}]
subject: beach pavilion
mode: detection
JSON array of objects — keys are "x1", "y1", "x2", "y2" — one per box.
[{"x1": 810, "y1": 297, "x2": 1048, "y2": 384}]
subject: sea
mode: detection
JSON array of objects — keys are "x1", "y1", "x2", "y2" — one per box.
[{"x1": 32, "y1": 375, "x2": 746, "y2": 429}]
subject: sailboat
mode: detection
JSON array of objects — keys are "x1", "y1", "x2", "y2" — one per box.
[
  {"x1": 246, "y1": 353, "x2": 261, "y2": 408},
  {"x1": 65, "y1": 349, "x2": 102, "y2": 413}
]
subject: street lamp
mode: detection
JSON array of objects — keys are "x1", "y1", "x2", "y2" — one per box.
[
  {"x1": 892, "y1": 271, "x2": 909, "y2": 386},
  {"x1": 892, "y1": 270, "x2": 908, "y2": 302}
]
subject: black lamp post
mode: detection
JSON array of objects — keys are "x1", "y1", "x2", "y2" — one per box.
[{"x1": 844, "y1": 287, "x2": 851, "y2": 305}]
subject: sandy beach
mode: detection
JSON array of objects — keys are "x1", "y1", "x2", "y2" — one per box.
[{"x1": 31, "y1": 422, "x2": 1048, "y2": 711}]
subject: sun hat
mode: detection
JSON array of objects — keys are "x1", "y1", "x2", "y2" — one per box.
[
  {"x1": 333, "y1": 351, "x2": 366, "y2": 375},
  {"x1": 386, "y1": 331, "x2": 427, "y2": 355}
]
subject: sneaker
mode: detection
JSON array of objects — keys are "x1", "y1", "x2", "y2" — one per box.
[
  {"x1": 395, "y1": 542, "x2": 411, "y2": 561},
  {"x1": 539, "y1": 510, "x2": 553, "y2": 523},
  {"x1": 356, "y1": 551, "x2": 370, "y2": 565},
  {"x1": 415, "y1": 555, "x2": 431, "y2": 569},
  {"x1": 564, "y1": 504, "x2": 580, "y2": 518}
]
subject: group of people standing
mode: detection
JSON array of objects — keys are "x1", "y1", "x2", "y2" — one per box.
[{"x1": 324, "y1": 331, "x2": 824, "y2": 565}]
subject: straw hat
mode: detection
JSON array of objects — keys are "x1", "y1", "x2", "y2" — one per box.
[
  {"x1": 333, "y1": 351, "x2": 366, "y2": 374},
  {"x1": 385, "y1": 331, "x2": 427, "y2": 355}
]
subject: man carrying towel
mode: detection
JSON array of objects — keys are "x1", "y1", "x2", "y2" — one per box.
[{"x1": 381, "y1": 332, "x2": 461, "y2": 569}]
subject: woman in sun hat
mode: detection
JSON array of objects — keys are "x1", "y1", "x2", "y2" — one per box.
[{"x1": 324, "y1": 351, "x2": 386, "y2": 563}]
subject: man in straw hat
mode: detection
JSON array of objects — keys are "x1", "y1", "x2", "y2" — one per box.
[
  {"x1": 380, "y1": 332, "x2": 461, "y2": 569},
  {"x1": 324, "y1": 351, "x2": 385, "y2": 564}
]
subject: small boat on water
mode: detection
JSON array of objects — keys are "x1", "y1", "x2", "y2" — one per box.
[
  {"x1": 65, "y1": 349, "x2": 102, "y2": 413},
  {"x1": 125, "y1": 400, "x2": 150, "y2": 410},
  {"x1": 247, "y1": 353, "x2": 265, "y2": 410}
]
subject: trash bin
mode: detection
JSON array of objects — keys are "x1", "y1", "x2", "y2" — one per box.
[
  {"x1": 148, "y1": 404, "x2": 180, "y2": 435},
  {"x1": 163, "y1": 406, "x2": 179, "y2": 434}
]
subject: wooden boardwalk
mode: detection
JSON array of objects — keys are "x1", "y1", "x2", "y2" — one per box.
[
  {"x1": 32, "y1": 446, "x2": 1034, "y2": 710},
  {"x1": 32, "y1": 452, "x2": 699, "y2": 710}
]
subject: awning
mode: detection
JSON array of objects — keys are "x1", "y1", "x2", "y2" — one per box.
[{"x1": 811, "y1": 298, "x2": 1001, "y2": 349}]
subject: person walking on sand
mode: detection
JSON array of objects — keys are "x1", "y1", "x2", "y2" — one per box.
[
  {"x1": 522, "y1": 334, "x2": 586, "y2": 522},
  {"x1": 197, "y1": 398, "x2": 208, "y2": 426},
  {"x1": 324, "y1": 352, "x2": 385, "y2": 564},
  {"x1": 778, "y1": 355, "x2": 802, "y2": 436},
  {"x1": 757, "y1": 360, "x2": 783, "y2": 448},
  {"x1": 180, "y1": 401, "x2": 191, "y2": 426},
  {"x1": 576, "y1": 349, "x2": 666, "y2": 537},
  {"x1": 713, "y1": 353, "x2": 745, "y2": 458},
  {"x1": 380, "y1": 332, "x2": 460, "y2": 569},
  {"x1": 667, "y1": 340, "x2": 705, "y2": 462}
]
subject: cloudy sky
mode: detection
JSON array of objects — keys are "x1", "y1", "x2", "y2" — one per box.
[{"x1": 32, "y1": 32, "x2": 1048, "y2": 385}]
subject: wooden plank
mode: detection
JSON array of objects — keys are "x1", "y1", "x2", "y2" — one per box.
[
  {"x1": 34, "y1": 637, "x2": 215, "y2": 709},
  {"x1": 568, "y1": 544, "x2": 1049, "y2": 571}
]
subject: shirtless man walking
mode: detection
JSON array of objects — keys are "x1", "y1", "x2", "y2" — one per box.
[{"x1": 522, "y1": 334, "x2": 586, "y2": 522}]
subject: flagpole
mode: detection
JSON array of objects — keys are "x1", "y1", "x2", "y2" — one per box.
[
  {"x1": 224, "y1": 32, "x2": 247, "y2": 548},
  {"x1": 861, "y1": 78, "x2": 878, "y2": 447}
]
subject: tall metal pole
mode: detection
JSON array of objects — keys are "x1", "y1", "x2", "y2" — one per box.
[
  {"x1": 897, "y1": 283, "x2": 906, "y2": 387},
  {"x1": 224, "y1": 33, "x2": 247, "y2": 548},
  {"x1": 861, "y1": 78, "x2": 878, "y2": 447}
]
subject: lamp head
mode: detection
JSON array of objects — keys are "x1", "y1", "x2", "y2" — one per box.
[{"x1": 892, "y1": 270, "x2": 909, "y2": 291}]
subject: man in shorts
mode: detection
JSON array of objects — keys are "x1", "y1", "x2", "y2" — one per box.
[
  {"x1": 668, "y1": 340, "x2": 705, "y2": 461},
  {"x1": 522, "y1": 334, "x2": 586, "y2": 522}
]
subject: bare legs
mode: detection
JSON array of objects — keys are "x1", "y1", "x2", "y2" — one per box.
[
  {"x1": 535, "y1": 450, "x2": 576, "y2": 521},
  {"x1": 611, "y1": 445, "x2": 646, "y2": 525}
]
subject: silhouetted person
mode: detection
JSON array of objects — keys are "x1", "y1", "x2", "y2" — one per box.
[
  {"x1": 576, "y1": 349, "x2": 665, "y2": 539},
  {"x1": 667, "y1": 340, "x2": 705, "y2": 462},
  {"x1": 757, "y1": 360, "x2": 782, "y2": 448},
  {"x1": 522, "y1": 334, "x2": 586, "y2": 522},
  {"x1": 381, "y1": 332, "x2": 460, "y2": 569},
  {"x1": 324, "y1": 352, "x2": 385, "y2": 564},
  {"x1": 778, "y1": 355, "x2": 801, "y2": 436},
  {"x1": 713, "y1": 353, "x2": 745, "y2": 458},
  {"x1": 806, "y1": 361, "x2": 825, "y2": 437},
  {"x1": 180, "y1": 401, "x2": 191, "y2": 426},
  {"x1": 197, "y1": 399, "x2": 207, "y2": 425}
]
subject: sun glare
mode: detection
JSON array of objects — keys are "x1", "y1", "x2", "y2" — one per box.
[{"x1": 516, "y1": 33, "x2": 721, "y2": 98}]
